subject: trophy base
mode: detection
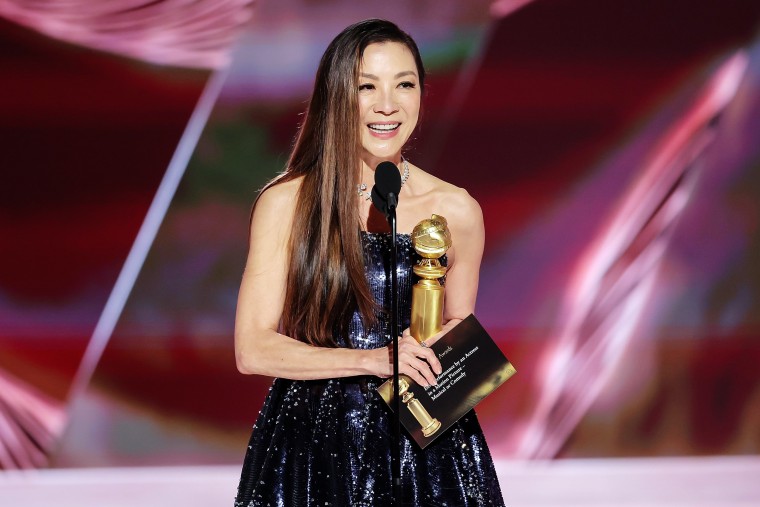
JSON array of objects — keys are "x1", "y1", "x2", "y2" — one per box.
[{"x1": 422, "y1": 419, "x2": 442, "y2": 437}]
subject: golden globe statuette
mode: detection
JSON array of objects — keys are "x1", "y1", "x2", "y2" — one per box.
[
  {"x1": 395, "y1": 214, "x2": 451, "y2": 438},
  {"x1": 410, "y1": 214, "x2": 452, "y2": 343}
]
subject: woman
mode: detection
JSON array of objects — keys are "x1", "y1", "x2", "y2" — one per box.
[{"x1": 234, "y1": 19, "x2": 504, "y2": 506}]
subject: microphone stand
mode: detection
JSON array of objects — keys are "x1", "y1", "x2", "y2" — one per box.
[{"x1": 386, "y1": 193, "x2": 402, "y2": 507}]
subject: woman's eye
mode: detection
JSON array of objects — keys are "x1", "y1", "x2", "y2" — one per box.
[
  {"x1": 399, "y1": 81, "x2": 416, "y2": 89},
  {"x1": 358, "y1": 83, "x2": 374, "y2": 91}
]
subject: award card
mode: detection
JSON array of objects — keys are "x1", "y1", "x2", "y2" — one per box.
[{"x1": 377, "y1": 314, "x2": 516, "y2": 449}]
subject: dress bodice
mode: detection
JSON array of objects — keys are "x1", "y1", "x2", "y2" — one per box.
[
  {"x1": 345, "y1": 232, "x2": 416, "y2": 349},
  {"x1": 344, "y1": 231, "x2": 447, "y2": 349}
]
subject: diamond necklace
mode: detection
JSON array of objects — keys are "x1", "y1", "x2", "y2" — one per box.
[{"x1": 357, "y1": 157, "x2": 410, "y2": 201}]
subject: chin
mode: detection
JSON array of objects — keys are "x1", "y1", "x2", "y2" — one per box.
[
  {"x1": 366, "y1": 148, "x2": 400, "y2": 159},
  {"x1": 362, "y1": 142, "x2": 407, "y2": 162}
]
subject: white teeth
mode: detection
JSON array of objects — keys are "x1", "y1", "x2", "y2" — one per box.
[{"x1": 368, "y1": 123, "x2": 399, "y2": 132}]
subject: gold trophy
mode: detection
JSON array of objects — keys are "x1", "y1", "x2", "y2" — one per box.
[
  {"x1": 400, "y1": 214, "x2": 451, "y2": 437},
  {"x1": 410, "y1": 214, "x2": 452, "y2": 343},
  {"x1": 377, "y1": 215, "x2": 451, "y2": 438}
]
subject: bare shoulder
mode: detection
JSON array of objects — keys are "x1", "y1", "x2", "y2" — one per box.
[
  {"x1": 250, "y1": 176, "x2": 303, "y2": 233},
  {"x1": 409, "y1": 166, "x2": 484, "y2": 273},
  {"x1": 409, "y1": 166, "x2": 483, "y2": 230},
  {"x1": 438, "y1": 185, "x2": 482, "y2": 227},
  {"x1": 255, "y1": 176, "x2": 301, "y2": 213}
]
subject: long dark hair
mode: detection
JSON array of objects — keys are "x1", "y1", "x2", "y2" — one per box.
[{"x1": 254, "y1": 19, "x2": 425, "y2": 347}]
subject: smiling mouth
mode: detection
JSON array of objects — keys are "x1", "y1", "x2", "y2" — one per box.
[{"x1": 368, "y1": 123, "x2": 400, "y2": 133}]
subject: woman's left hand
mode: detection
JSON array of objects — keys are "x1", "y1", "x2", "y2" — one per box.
[{"x1": 401, "y1": 319, "x2": 461, "y2": 349}]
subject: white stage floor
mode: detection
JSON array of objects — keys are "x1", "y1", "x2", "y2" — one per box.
[{"x1": 1, "y1": 456, "x2": 758, "y2": 506}]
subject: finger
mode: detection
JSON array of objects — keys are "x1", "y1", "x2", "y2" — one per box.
[
  {"x1": 398, "y1": 337, "x2": 440, "y2": 379},
  {"x1": 399, "y1": 362, "x2": 432, "y2": 387},
  {"x1": 402, "y1": 355, "x2": 438, "y2": 386},
  {"x1": 400, "y1": 338, "x2": 441, "y2": 375},
  {"x1": 397, "y1": 337, "x2": 420, "y2": 356},
  {"x1": 398, "y1": 335, "x2": 417, "y2": 347},
  {"x1": 425, "y1": 319, "x2": 461, "y2": 348},
  {"x1": 422, "y1": 330, "x2": 445, "y2": 348},
  {"x1": 388, "y1": 339, "x2": 433, "y2": 384},
  {"x1": 415, "y1": 344, "x2": 442, "y2": 375}
]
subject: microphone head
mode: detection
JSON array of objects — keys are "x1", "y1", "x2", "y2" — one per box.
[
  {"x1": 370, "y1": 186, "x2": 388, "y2": 215},
  {"x1": 374, "y1": 161, "x2": 402, "y2": 198}
]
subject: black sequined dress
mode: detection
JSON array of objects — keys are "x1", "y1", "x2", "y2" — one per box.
[{"x1": 235, "y1": 232, "x2": 504, "y2": 506}]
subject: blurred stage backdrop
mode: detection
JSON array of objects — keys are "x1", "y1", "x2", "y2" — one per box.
[{"x1": 1, "y1": 0, "x2": 760, "y2": 505}]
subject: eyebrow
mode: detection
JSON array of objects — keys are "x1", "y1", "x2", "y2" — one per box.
[{"x1": 359, "y1": 71, "x2": 418, "y2": 80}]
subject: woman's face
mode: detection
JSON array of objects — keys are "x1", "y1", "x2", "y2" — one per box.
[{"x1": 357, "y1": 42, "x2": 421, "y2": 168}]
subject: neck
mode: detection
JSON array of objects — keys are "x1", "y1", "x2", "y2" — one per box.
[{"x1": 361, "y1": 153, "x2": 402, "y2": 177}]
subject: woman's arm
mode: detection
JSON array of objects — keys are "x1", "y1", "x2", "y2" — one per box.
[{"x1": 234, "y1": 179, "x2": 441, "y2": 385}]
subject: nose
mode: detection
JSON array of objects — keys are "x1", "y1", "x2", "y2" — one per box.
[{"x1": 374, "y1": 87, "x2": 398, "y2": 115}]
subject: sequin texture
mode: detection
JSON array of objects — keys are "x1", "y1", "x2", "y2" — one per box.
[{"x1": 234, "y1": 232, "x2": 504, "y2": 506}]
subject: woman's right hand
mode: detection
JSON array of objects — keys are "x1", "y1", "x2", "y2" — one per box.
[{"x1": 375, "y1": 335, "x2": 442, "y2": 387}]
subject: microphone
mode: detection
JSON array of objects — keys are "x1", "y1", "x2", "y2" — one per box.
[
  {"x1": 371, "y1": 161, "x2": 402, "y2": 217},
  {"x1": 369, "y1": 161, "x2": 403, "y2": 498}
]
